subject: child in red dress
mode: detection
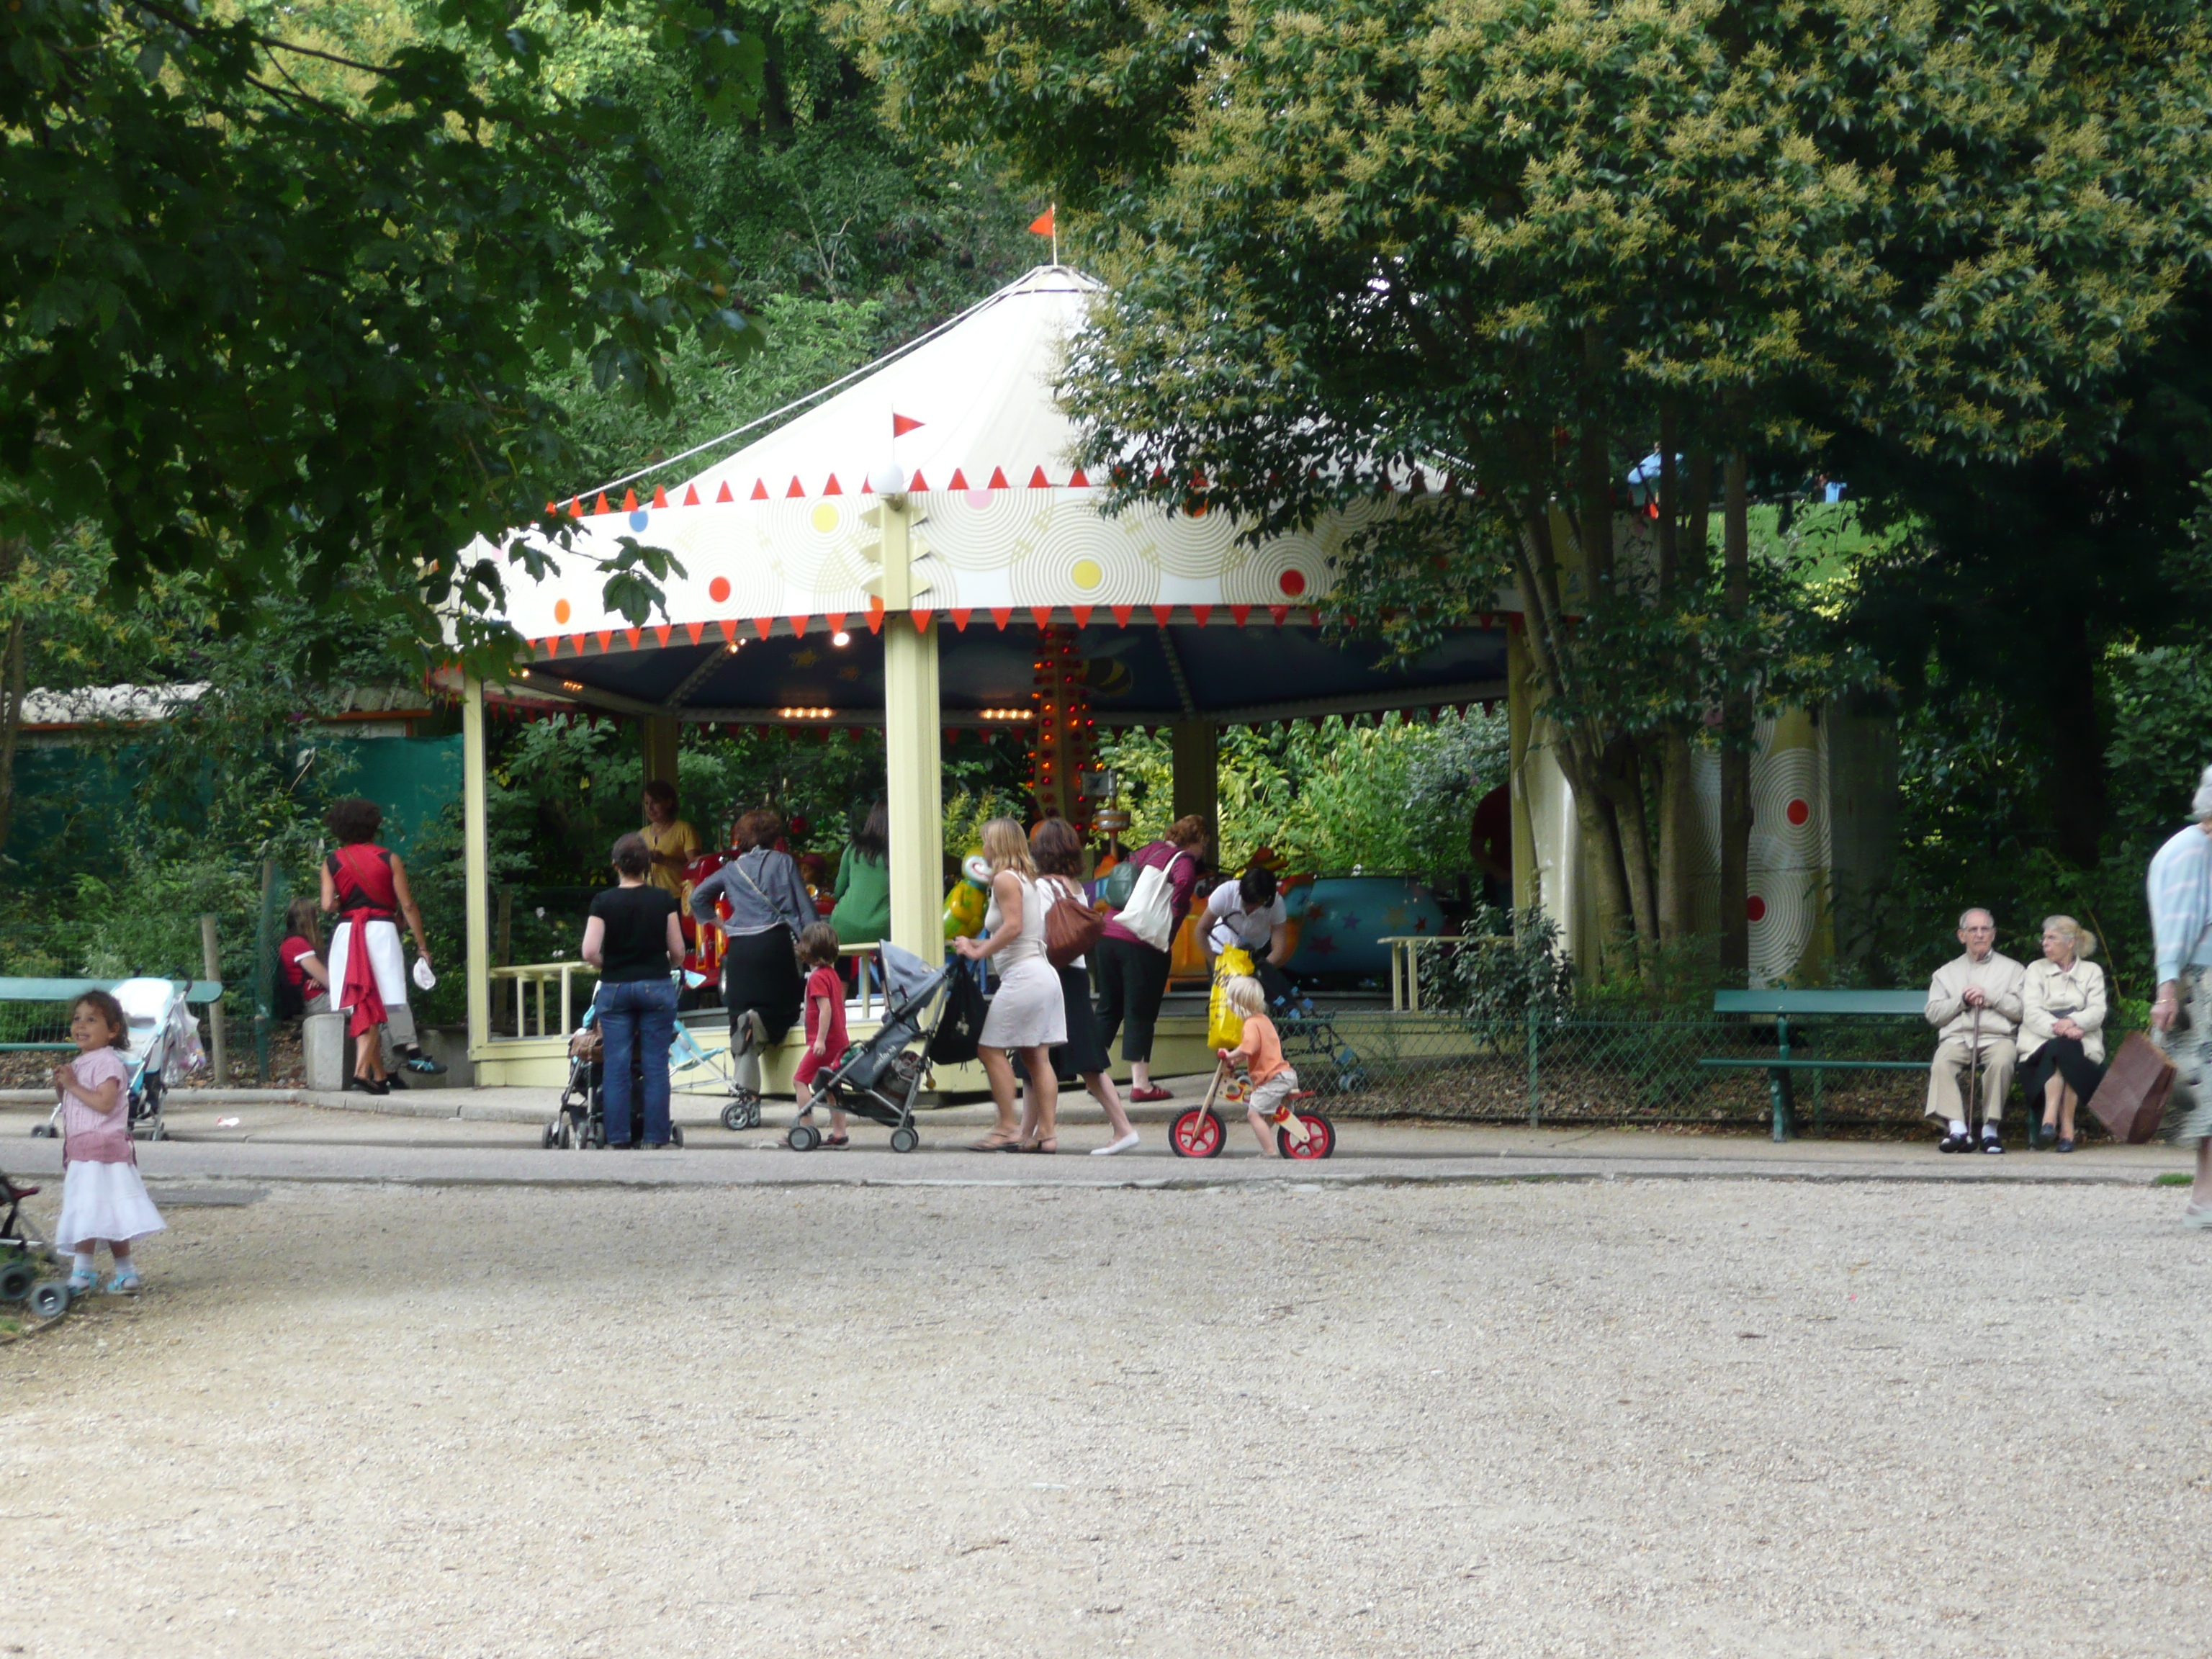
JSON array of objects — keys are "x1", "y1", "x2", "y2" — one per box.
[{"x1": 792, "y1": 922, "x2": 852, "y2": 1146}]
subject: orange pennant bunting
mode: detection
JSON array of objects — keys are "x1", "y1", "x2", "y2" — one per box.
[
  {"x1": 950, "y1": 608, "x2": 972, "y2": 631},
  {"x1": 990, "y1": 607, "x2": 1012, "y2": 630},
  {"x1": 1070, "y1": 606, "x2": 1092, "y2": 628}
]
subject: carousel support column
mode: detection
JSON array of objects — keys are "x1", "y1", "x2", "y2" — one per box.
[
  {"x1": 880, "y1": 497, "x2": 945, "y2": 960},
  {"x1": 641, "y1": 714, "x2": 680, "y2": 789},
  {"x1": 462, "y1": 674, "x2": 491, "y2": 1059},
  {"x1": 1169, "y1": 719, "x2": 1219, "y2": 843}
]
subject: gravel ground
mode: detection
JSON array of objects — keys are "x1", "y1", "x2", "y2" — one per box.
[{"x1": 6, "y1": 1179, "x2": 2212, "y2": 1657}]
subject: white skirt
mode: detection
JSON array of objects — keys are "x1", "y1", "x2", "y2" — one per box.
[
  {"x1": 56, "y1": 1161, "x2": 168, "y2": 1251},
  {"x1": 981, "y1": 956, "x2": 1069, "y2": 1051},
  {"x1": 327, "y1": 917, "x2": 418, "y2": 1045}
]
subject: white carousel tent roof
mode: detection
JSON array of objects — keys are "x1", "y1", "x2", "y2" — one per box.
[{"x1": 490, "y1": 266, "x2": 1435, "y2": 655}]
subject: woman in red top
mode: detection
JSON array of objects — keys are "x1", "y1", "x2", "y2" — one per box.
[{"x1": 320, "y1": 797, "x2": 441, "y2": 1094}]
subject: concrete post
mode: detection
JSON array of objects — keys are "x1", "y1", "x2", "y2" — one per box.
[
  {"x1": 463, "y1": 674, "x2": 490, "y2": 1057},
  {"x1": 199, "y1": 914, "x2": 225, "y2": 1086}
]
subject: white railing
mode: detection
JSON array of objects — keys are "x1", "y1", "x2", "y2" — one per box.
[{"x1": 490, "y1": 943, "x2": 887, "y2": 1041}]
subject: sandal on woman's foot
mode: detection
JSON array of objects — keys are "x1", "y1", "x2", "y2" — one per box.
[
  {"x1": 2036, "y1": 1121, "x2": 2059, "y2": 1148},
  {"x1": 1020, "y1": 1138, "x2": 1058, "y2": 1154},
  {"x1": 825, "y1": 1132, "x2": 850, "y2": 1148},
  {"x1": 1129, "y1": 1085, "x2": 1173, "y2": 1104},
  {"x1": 969, "y1": 1132, "x2": 1017, "y2": 1152}
]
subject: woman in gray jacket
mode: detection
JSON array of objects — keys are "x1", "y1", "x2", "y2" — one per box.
[
  {"x1": 691, "y1": 807, "x2": 815, "y2": 1102},
  {"x1": 2019, "y1": 914, "x2": 2108, "y2": 1152}
]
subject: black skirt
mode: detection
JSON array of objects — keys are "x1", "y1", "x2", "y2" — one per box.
[
  {"x1": 1049, "y1": 961, "x2": 1109, "y2": 1077},
  {"x1": 721, "y1": 927, "x2": 802, "y2": 1044}
]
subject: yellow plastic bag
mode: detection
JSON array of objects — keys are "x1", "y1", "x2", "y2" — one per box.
[{"x1": 1208, "y1": 946, "x2": 1255, "y2": 1051}]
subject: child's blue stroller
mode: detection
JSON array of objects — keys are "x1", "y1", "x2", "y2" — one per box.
[{"x1": 785, "y1": 943, "x2": 960, "y2": 1154}]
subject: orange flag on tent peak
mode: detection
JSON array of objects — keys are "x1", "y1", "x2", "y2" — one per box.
[
  {"x1": 1029, "y1": 207, "x2": 1056, "y2": 237},
  {"x1": 891, "y1": 413, "x2": 924, "y2": 437}
]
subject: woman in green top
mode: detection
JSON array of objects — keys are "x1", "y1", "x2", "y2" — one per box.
[{"x1": 830, "y1": 800, "x2": 891, "y2": 945}]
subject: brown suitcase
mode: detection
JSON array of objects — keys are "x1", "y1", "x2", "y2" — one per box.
[{"x1": 2087, "y1": 1031, "x2": 2177, "y2": 1144}]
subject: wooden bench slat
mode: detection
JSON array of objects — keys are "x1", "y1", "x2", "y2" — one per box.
[
  {"x1": 1712, "y1": 989, "x2": 1925, "y2": 1017},
  {"x1": 1697, "y1": 1058, "x2": 1928, "y2": 1071}
]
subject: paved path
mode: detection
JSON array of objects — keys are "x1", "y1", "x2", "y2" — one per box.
[{"x1": 2, "y1": 1089, "x2": 2193, "y2": 1190}]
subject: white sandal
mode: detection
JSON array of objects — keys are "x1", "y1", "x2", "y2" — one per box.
[{"x1": 1092, "y1": 1131, "x2": 1141, "y2": 1156}]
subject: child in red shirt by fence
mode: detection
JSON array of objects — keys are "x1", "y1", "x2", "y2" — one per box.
[
  {"x1": 792, "y1": 922, "x2": 852, "y2": 1148},
  {"x1": 1221, "y1": 975, "x2": 1312, "y2": 1157}
]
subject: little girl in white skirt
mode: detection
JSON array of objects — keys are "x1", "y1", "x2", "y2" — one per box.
[{"x1": 55, "y1": 990, "x2": 166, "y2": 1295}]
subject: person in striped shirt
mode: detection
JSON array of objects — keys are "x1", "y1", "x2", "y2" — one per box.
[{"x1": 2147, "y1": 765, "x2": 2212, "y2": 1226}]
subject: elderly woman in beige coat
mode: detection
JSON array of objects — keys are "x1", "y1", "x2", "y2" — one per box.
[{"x1": 2019, "y1": 915, "x2": 2108, "y2": 1152}]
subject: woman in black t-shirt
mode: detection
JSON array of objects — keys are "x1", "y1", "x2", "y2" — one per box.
[{"x1": 582, "y1": 833, "x2": 685, "y2": 1148}]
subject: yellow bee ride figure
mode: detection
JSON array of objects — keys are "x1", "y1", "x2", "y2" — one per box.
[{"x1": 1171, "y1": 974, "x2": 1336, "y2": 1159}]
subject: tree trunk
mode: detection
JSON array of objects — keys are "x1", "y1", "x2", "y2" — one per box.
[
  {"x1": 1654, "y1": 732, "x2": 1698, "y2": 941},
  {"x1": 0, "y1": 536, "x2": 24, "y2": 857},
  {"x1": 1719, "y1": 451, "x2": 1753, "y2": 977},
  {"x1": 1606, "y1": 735, "x2": 1659, "y2": 959}
]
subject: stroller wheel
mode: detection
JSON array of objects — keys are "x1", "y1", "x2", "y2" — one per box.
[
  {"x1": 540, "y1": 1122, "x2": 557, "y2": 1150},
  {"x1": 668, "y1": 1125, "x2": 685, "y2": 1148},
  {"x1": 1277, "y1": 1114, "x2": 1336, "y2": 1160},
  {"x1": 719, "y1": 1093, "x2": 761, "y2": 1133},
  {"x1": 28, "y1": 1280, "x2": 70, "y2": 1319},
  {"x1": 788, "y1": 1123, "x2": 821, "y2": 1153},
  {"x1": 0, "y1": 1258, "x2": 36, "y2": 1300},
  {"x1": 889, "y1": 1125, "x2": 920, "y2": 1154},
  {"x1": 31, "y1": 1123, "x2": 55, "y2": 1138},
  {"x1": 1169, "y1": 1107, "x2": 1227, "y2": 1159}
]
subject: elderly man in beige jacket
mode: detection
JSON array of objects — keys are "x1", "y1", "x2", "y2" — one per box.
[{"x1": 1925, "y1": 907, "x2": 2026, "y2": 1154}]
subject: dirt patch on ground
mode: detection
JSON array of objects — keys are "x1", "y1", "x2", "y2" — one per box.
[{"x1": 7, "y1": 1179, "x2": 2211, "y2": 1656}]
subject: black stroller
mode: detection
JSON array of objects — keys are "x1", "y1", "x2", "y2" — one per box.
[
  {"x1": 1262, "y1": 963, "x2": 1370, "y2": 1095},
  {"x1": 542, "y1": 1002, "x2": 689, "y2": 1150},
  {"x1": 2, "y1": 1168, "x2": 71, "y2": 1320},
  {"x1": 786, "y1": 943, "x2": 961, "y2": 1154}
]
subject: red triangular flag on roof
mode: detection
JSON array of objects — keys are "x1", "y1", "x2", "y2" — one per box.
[
  {"x1": 948, "y1": 468, "x2": 969, "y2": 491},
  {"x1": 593, "y1": 493, "x2": 611, "y2": 515},
  {"x1": 753, "y1": 616, "x2": 774, "y2": 640},
  {"x1": 624, "y1": 627, "x2": 642, "y2": 649},
  {"x1": 1110, "y1": 606, "x2": 1134, "y2": 627},
  {"x1": 653, "y1": 624, "x2": 671, "y2": 647},
  {"x1": 1269, "y1": 605, "x2": 1290, "y2": 626},
  {"x1": 1028, "y1": 467, "x2": 1051, "y2": 489},
  {"x1": 567, "y1": 498, "x2": 585, "y2": 519},
  {"x1": 715, "y1": 481, "x2": 734, "y2": 503},
  {"x1": 788, "y1": 615, "x2": 810, "y2": 637},
  {"x1": 1029, "y1": 207, "x2": 1056, "y2": 237},
  {"x1": 1231, "y1": 605, "x2": 1252, "y2": 628},
  {"x1": 621, "y1": 488, "x2": 638, "y2": 511},
  {"x1": 1070, "y1": 606, "x2": 1092, "y2": 629},
  {"x1": 750, "y1": 479, "x2": 770, "y2": 500},
  {"x1": 950, "y1": 608, "x2": 972, "y2": 631},
  {"x1": 1150, "y1": 605, "x2": 1174, "y2": 628},
  {"x1": 1068, "y1": 466, "x2": 1089, "y2": 487},
  {"x1": 682, "y1": 484, "x2": 699, "y2": 506},
  {"x1": 542, "y1": 635, "x2": 561, "y2": 657},
  {"x1": 595, "y1": 629, "x2": 614, "y2": 653},
  {"x1": 866, "y1": 598, "x2": 887, "y2": 634},
  {"x1": 716, "y1": 619, "x2": 737, "y2": 644},
  {"x1": 785, "y1": 477, "x2": 804, "y2": 498},
  {"x1": 1190, "y1": 605, "x2": 1213, "y2": 627},
  {"x1": 990, "y1": 607, "x2": 1012, "y2": 631},
  {"x1": 651, "y1": 485, "x2": 667, "y2": 508},
  {"x1": 908, "y1": 469, "x2": 928, "y2": 491},
  {"x1": 825, "y1": 611, "x2": 846, "y2": 635},
  {"x1": 685, "y1": 622, "x2": 703, "y2": 645},
  {"x1": 892, "y1": 413, "x2": 924, "y2": 437},
  {"x1": 912, "y1": 608, "x2": 932, "y2": 633},
  {"x1": 823, "y1": 474, "x2": 842, "y2": 496},
  {"x1": 566, "y1": 634, "x2": 588, "y2": 656},
  {"x1": 543, "y1": 501, "x2": 557, "y2": 517},
  {"x1": 987, "y1": 468, "x2": 1010, "y2": 490},
  {"x1": 1029, "y1": 606, "x2": 1053, "y2": 631}
]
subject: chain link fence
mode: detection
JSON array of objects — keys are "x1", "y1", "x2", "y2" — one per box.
[{"x1": 1276, "y1": 1005, "x2": 1948, "y2": 1131}]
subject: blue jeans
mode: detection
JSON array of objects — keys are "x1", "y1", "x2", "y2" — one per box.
[{"x1": 597, "y1": 978, "x2": 678, "y2": 1146}]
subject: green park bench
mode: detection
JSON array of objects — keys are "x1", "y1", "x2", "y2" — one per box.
[
  {"x1": 0, "y1": 978, "x2": 226, "y2": 1053},
  {"x1": 1699, "y1": 989, "x2": 1932, "y2": 1143}
]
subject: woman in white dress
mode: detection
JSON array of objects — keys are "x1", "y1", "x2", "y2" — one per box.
[{"x1": 955, "y1": 817, "x2": 1066, "y2": 1151}]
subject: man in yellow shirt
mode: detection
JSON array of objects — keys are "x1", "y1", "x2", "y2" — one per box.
[{"x1": 641, "y1": 781, "x2": 703, "y2": 905}]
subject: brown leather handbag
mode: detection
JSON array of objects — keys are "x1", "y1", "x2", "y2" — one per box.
[
  {"x1": 1042, "y1": 876, "x2": 1105, "y2": 970},
  {"x1": 2087, "y1": 1032, "x2": 2177, "y2": 1144}
]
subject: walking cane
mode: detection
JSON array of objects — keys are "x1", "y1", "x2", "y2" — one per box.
[{"x1": 1966, "y1": 1002, "x2": 1984, "y2": 1144}]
